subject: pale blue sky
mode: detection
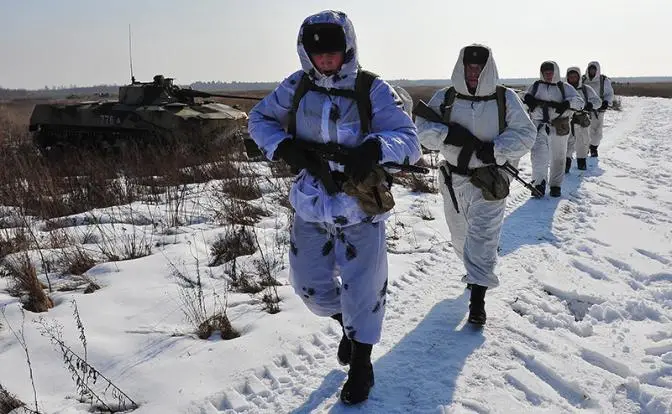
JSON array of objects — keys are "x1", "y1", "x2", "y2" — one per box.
[{"x1": 1, "y1": 0, "x2": 669, "y2": 89}]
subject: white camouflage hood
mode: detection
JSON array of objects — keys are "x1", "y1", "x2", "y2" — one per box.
[
  {"x1": 451, "y1": 44, "x2": 499, "y2": 97},
  {"x1": 539, "y1": 61, "x2": 562, "y2": 83},
  {"x1": 296, "y1": 10, "x2": 359, "y2": 86},
  {"x1": 566, "y1": 66, "x2": 583, "y2": 87},
  {"x1": 585, "y1": 61, "x2": 602, "y2": 80}
]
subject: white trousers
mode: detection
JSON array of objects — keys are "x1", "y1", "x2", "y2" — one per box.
[
  {"x1": 289, "y1": 215, "x2": 388, "y2": 344},
  {"x1": 531, "y1": 125, "x2": 569, "y2": 188},
  {"x1": 567, "y1": 123, "x2": 591, "y2": 159},
  {"x1": 438, "y1": 161, "x2": 505, "y2": 289},
  {"x1": 589, "y1": 111, "x2": 605, "y2": 147}
]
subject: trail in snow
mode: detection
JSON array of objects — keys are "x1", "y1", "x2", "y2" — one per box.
[
  {"x1": 183, "y1": 98, "x2": 672, "y2": 414},
  {"x1": 2, "y1": 98, "x2": 671, "y2": 414}
]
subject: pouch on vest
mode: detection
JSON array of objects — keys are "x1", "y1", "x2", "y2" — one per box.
[
  {"x1": 470, "y1": 165, "x2": 510, "y2": 201},
  {"x1": 572, "y1": 112, "x2": 591, "y2": 128},
  {"x1": 551, "y1": 117, "x2": 570, "y2": 136},
  {"x1": 342, "y1": 166, "x2": 395, "y2": 215}
]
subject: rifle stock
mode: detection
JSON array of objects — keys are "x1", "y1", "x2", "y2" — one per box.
[{"x1": 412, "y1": 100, "x2": 447, "y2": 125}]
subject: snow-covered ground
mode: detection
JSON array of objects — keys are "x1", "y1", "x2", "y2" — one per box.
[{"x1": 1, "y1": 96, "x2": 671, "y2": 414}]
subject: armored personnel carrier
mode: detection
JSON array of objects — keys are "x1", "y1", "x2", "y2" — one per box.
[{"x1": 28, "y1": 75, "x2": 255, "y2": 156}]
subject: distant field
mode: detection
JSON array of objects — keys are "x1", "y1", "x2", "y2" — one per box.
[
  {"x1": 2, "y1": 82, "x2": 671, "y2": 144},
  {"x1": 214, "y1": 82, "x2": 672, "y2": 109}
]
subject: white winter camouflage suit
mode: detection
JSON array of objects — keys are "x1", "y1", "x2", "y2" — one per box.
[
  {"x1": 416, "y1": 45, "x2": 536, "y2": 288},
  {"x1": 248, "y1": 10, "x2": 421, "y2": 344},
  {"x1": 565, "y1": 66, "x2": 602, "y2": 160},
  {"x1": 525, "y1": 61, "x2": 583, "y2": 189},
  {"x1": 582, "y1": 61, "x2": 614, "y2": 147}
]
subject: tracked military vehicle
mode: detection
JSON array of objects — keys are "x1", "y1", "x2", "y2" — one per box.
[{"x1": 28, "y1": 75, "x2": 257, "y2": 156}]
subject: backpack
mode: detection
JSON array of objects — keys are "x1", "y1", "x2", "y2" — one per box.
[
  {"x1": 529, "y1": 80, "x2": 567, "y2": 124},
  {"x1": 288, "y1": 69, "x2": 378, "y2": 137},
  {"x1": 530, "y1": 80, "x2": 566, "y2": 102},
  {"x1": 440, "y1": 85, "x2": 508, "y2": 135},
  {"x1": 581, "y1": 74, "x2": 606, "y2": 99}
]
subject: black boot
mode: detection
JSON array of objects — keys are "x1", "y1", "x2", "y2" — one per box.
[
  {"x1": 331, "y1": 314, "x2": 351, "y2": 366},
  {"x1": 340, "y1": 340, "x2": 374, "y2": 405},
  {"x1": 550, "y1": 186, "x2": 561, "y2": 197},
  {"x1": 577, "y1": 158, "x2": 587, "y2": 170},
  {"x1": 532, "y1": 180, "x2": 546, "y2": 198},
  {"x1": 589, "y1": 145, "x2": 598, "y2": 157},
  {"x1": 565, "y1": 157, "x2": 571, "y2": 174},
  {"x1": 468, "y1": 285, "x2": 487, "y2": 325}
]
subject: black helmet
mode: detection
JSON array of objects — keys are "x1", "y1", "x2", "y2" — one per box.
[
  {"x1": 463, "y1": 45, "x2": 489, "y2": 65},
  {"x1": 302, "y1": 23, "x2": 346, "y2": 54}
]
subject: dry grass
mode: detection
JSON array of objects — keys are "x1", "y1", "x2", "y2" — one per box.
[
  {"x1": 394, "y1": 172, "x2": 437, "y2": 194},
  {"x1": 209, "y1": 226, "x2": 257, "y2": 267},
  {"x1": 0, "y1": 383, "x2": 26, "y2": 414},
  {"x1": 612, "y1": 82, "x2": 672, "y2": 98},
  {"x1": 3, "y1": 253, "x2": 54, "y2": 313},
  {"x1": 0, "y1": 229, "x2": 31, "y2": 260}
]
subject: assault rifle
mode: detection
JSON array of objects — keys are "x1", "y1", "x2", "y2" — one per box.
[
  {"x1": 413, "y1": 100, "x2": 543, "y2": 198},
  {"x1": 291, "y1": 139, "x2": 430, "y2": 195}
]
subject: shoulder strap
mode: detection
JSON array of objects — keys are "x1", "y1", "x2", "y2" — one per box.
[
  {"x1": 440, "y1": 87, "x2": 457, "y2": 123},
  {"x1": 354, "y1": 69, "x2": 377, "y2": 135},
  {"x1": 441, "y1": 86, "x2": 506, "y2": 133},
  {"x1": 531, "y1": 80, "x2": 541, "y2": 97},
  {"x1": 495, "y1": 85, "x2": 507, "y2": 135},
  {"x1": 600, "y1": 74, "x2": 605, "y2": 99},
  {"x1": 557, "y1": 81, "x2": 566, "y2": 101},
  {"x1": 288, "y1": 70, "x2": 377, "y2": 137},
  {"x1": 580, "y1": 85, "x2": 589, "y2": 103},
  {"x1": 288, "y1": 73, "x2": 312, "y2": 137}
]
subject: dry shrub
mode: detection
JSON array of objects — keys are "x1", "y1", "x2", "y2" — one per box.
[
  {"x1": 216, "y1": 198, "x2": 267, "y2": 226},
  {"x1": 0, "y1": 229, "x2": 31, "y2": 260},
  {"x1": 196, "y1": 312, "x2": 240, "y2": 340},
  {"x1": 3, "y1": 253, "x2": 54, "y2": 312},
  {"x1": 612, "y1": 82, "x2": 672, "y2": 98},
  {"x1": 209, "y1": 226, "x2": 257, "y2": 267},
  {"x1": 261, "y1": 290, "x2": 281, "y2": 314},
  {"x1": 394, "y1": 173, "x2": 437, "y2": 194},
  {"x1": 95, "y1": 222, "x2": 152, "y2": 262},
  {"x1": 59, "y1": 245, "x2": 98, "y2": 275},
  {"x1": 228, "y1": 270, "x2": 263, "y2": 294},
  {"x1": 0, "y1": 104, "x2": 31, "y2": 147},
  {"x1": 0, "y1": 127, "x2": 249, "y2": 221},
  {"x1": 219, "y1": 176, "x2": 262, "y2": 201},
  {"x1": 0, "y1": 382, "x2": 26, "y2": 414}
]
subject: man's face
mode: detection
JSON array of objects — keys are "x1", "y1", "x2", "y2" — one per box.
[
  {"x1": 567, "y1": 72, "x2": 580, "y2": 87},
  {"x1": 311, "y1": 52, "x2": 345, "y2": 76},
  {"x1": 465, "y1": 64, "x2": 484, "y2": 90},
  {"x1": 542, "y1": 70, "x2": 554, "y2": 83},
  {"x1": 588, "y1": 66, "x2": 597, "y2": 78}
]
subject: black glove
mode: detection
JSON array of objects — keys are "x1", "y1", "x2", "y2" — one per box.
[
  {"x1": 523, "y1": 94, "x2": 538, "y2": 110},
  {"x1": 444, "y1": 122, "x2": 477, "y2": 146},
  {"x1": 599, "y1": 100, "x2": 609, "y2": 111},
  {"x1": 344, "y1": 139, "x2": 382, "y2": 183},
  {"x1": 584, "y1": 102, "x2": 594, "y2": 112},
  {"x1": 274, "y1": 138, "x2": 321, "y2": 174},
  {"x1": 554, "y1": 100, "x2": 570, "y2": 114},
  {"x1": 475, "y1": 142, "x2": 496, "y2": 165}
]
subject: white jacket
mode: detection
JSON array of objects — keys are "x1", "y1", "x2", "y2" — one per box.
[
  {"x1": 582, "y1": 61, "x2": 614, "y2": 105},
  {"x1": 566, "y1": 66, "x2": 602, "y2": 110},
  {"x1": 525, "y1": 61, "x2": 583, "y2": 123},
  {"x1": 415, "y1": 44, "x2": 536, "y2": 168}
]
